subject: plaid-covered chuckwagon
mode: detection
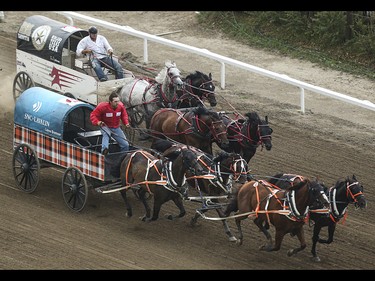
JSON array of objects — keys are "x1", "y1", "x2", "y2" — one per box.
[{"x1": 12, "y1": 87, "x2": 128, "y2": 211}]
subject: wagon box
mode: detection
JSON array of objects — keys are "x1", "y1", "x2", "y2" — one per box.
[
  {"x1": 12, "y1": 87, "x2": 132, "y2": 211},
  {"x1": 14, "y1": 15, "x2": 129, "y2": 105}
]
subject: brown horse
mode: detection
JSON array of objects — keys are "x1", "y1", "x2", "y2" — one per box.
[
  {"x1": 224, "y1": 178, "x2": 330, "y2": 256},
  {"x1": 118, "y1": 145, "x2": 208, "y2": 222},
  {"x1": 149, "y1": 106, "x2": 229, "y2": 154}
]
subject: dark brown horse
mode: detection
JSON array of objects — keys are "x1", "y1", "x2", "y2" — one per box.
[
  {"x1": 151, "y1": 138, "x2": 249, "y2": 242},
  {"x1": 149, "y1": 106, "x2": 229, "y2": 154},
  {"x1": 215, "y1": 111, "x2": 273, "y2": 164},
  {"x1": 177, "y1": 71, "x2": 217, "y2": 108},
  {"x1": 118, "y1": 145, "x2": 207, "y2": 222},
  {"x1": 309, "y1": 175, "x2": 367, "y2": 262},
  {"x1": 224, "y1": 178, "x2": 329, "y2": 256}
]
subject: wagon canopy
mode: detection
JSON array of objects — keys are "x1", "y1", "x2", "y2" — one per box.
[
  {"x1": 14, "y1": 87, "x2": 95, "y2": 140},
  {"x1": 17, "y1": 15, "x2": 89, "y2": 65}
]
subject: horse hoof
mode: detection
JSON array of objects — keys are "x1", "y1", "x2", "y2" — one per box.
[
  {"x1": 287, "y1": 249, "x2": 294, "y2": 257},
  {"x1": 235, "y1": 239, "x2": 242, "y2": 246},
  {"x1": 228, "y1": 236, "x2": 237, "y2": 243},
  {"x1": 259, "y1": 245, "x2": 272, "y2": 251},
  {"x1": 140, "y1": 216, "x2": 147, "y2": 222},
  {"x1": 165, "y1": 214, "x2": 174, "y2": 220},
  {"x1": 311, "y1": 256, "x2": 321, "y2": 262}
]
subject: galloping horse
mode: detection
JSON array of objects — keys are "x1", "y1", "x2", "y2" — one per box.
[
  {"x1": 149, "y1": 106, "x2": 229, "y2": 154},
  {"x1": 224, "y1": 178, "x2": 330, "y2": 256},
  {"x1": 177, "y1": 71, "x2": 217, "y2": 108},
  {"x1": 118, "y1": 146, "x2": 208, "y2": 222},
  {"x1": 216, "y1": 112, "x2": 273, "y2": 164},
  {"x1": 151, "y1": 139, "x2": 249, "y2": 241},
  {"x1": 119, "y1": 60, "x2": 184, "y2": 131},
  {"x1": 309, "y1": 175, "x2": 367, "y2": 262}
]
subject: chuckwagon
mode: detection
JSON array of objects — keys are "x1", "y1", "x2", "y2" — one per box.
[
  {"x1": 12, "y1": 87, "x2": 134, "y2": 212},
  {"x1": 13, "y1": 15, "x2": 132, "y2": 105}
]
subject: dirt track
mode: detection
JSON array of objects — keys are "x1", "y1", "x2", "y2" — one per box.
[{"x1": 1, "y1": 11, "x2": 375, "y2": 270}]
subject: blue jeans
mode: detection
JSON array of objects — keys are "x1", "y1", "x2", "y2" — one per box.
[
  {"x1": 91, "y1": 56, "x2": 124, "y2": 80},
  {"x1": 100, "y1": 126, "x2": 129, "y2": 153}
]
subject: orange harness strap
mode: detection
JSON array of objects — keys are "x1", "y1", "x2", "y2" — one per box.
[{"x1": 125, "y1": 150, "x2": 164, "y2": 194}]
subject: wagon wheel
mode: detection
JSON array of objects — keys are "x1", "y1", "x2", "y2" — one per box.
[
  {"x1": 12, "y1": 143, "x2": 40, "y2": 193},
  {"x1": 62, "y1": 167, "x2": 88, "y2": 212},
  {"x1": 128, "y1": 107, "x2": 145, "y2": 126},
  {"x1": 13, "y1": 71, "x2": 35, "y2": 102}
]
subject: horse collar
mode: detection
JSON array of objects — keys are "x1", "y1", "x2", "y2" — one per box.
[{"x1": 190, "y1": 113, "x2": 211, "y2": 138}]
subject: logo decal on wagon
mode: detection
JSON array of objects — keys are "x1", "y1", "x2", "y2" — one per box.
[
  {"x1": 32, "y1": 101, "x2": 42, "y2": 112},
  {"x1": 49, "y1": 66, "x2": 81, "y2": 89},
  {"x1": 31, "y1": 25, "x2": 51, "y2": 51}
]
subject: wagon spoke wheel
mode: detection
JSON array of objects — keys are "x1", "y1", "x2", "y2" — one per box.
[
  {"x1": 12, "y1": 143, "x2": 40, "y2": 193},
  {"x1": 13, "y1": 71, "x2": 35, "y2": 102},
  {"x1": 62, "y1": 167, "x2": 88, "y2": 212}
]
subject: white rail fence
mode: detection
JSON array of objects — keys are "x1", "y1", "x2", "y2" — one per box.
[{"x1": 56, "y1": 11, "x2": 375, "y2": 114}]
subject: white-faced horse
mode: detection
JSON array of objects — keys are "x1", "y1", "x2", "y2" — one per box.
[{"x1": 119, "y1": 60, "x2": 184, "y2": 136}]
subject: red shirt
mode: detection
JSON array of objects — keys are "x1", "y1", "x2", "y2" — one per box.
[{"x1": 90, "y1": 101, "x2": 129, "y2": 128}]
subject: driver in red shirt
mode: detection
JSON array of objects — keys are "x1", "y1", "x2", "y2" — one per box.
[{"x1": 90, "y1": 92, "x2": 131, "y2": 155}]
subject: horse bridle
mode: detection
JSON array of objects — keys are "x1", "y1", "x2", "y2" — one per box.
[
  {"x1": 345, "y1": 180, "x2": 365, "y2": 207},
  {"x1": 198, "y1": 78, "x2": 215, "y2": 99},
  {"x1": 328, "y1": 180, "x2": 364, "y2": 220},
  {"x1": 240, "y1": 119, "x2": 262, "y2": 147},
  {"x1": 167, "y1": 66, "x2": 182, "y2": 84},
  {"x1": 157, "y1": 65, "x2": 182, "y2": 107},
  {"x1": 240, "y1": 118, "x2": 273, "y2": 148},
  {"x1": 210, "y1": 119, "x2": 227, "y2": 143}
]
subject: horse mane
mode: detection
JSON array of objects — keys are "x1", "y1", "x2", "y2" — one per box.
[
  {"x1": 245, "y1": 112, "x2": 260, "y2": 123},
  {"x1": 192, "y1": 105, "x2": 210, "y2": 115},
  {"x1": 268, "y1": 173, "x2": 285, "y2": 185},
  {"x1": 290, "y1": 179, "x2": 308, "y2": 191},
  {"x1": 186, "y1": 71, "x2": 208, "y2": 81},
  {"x1": 163, "y1": 146, "x2": 182, "y2": 160},
  {"x1": 213, "y1": 151, "x2": 230, "y2": 163},
  {"x1": 155, "y1": 60, "x2": 176, "y2": 84}
]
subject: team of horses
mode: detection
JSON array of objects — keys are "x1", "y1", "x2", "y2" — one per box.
[{"x1": 110, "y1": 60, "x2": 367, "y2": 261}]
